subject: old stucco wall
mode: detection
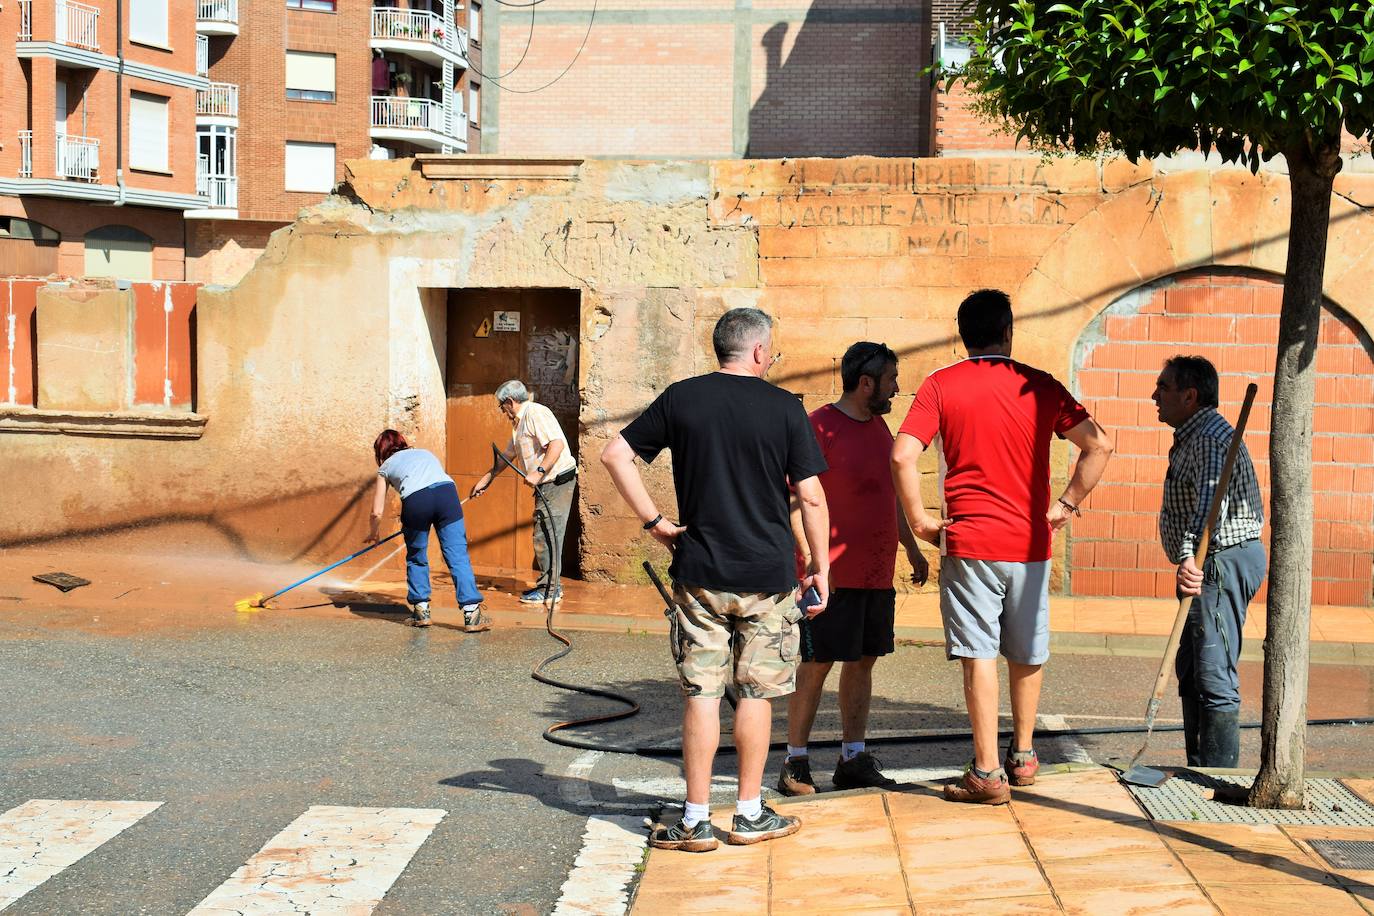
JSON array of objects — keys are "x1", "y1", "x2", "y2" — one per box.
[{"x1": 6, "y1": 154, "x2": 1373, "y2": 601}]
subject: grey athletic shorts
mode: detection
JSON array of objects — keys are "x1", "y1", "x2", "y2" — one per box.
[{"x1": 939, "y1": 556, "x2": 1051, "y2": 665}]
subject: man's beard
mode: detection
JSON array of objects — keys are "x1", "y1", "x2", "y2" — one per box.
[{"x1": 869, "y1": 393, "x2": 893, "y2": 415}]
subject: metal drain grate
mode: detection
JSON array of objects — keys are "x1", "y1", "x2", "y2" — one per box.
[
  {"x1": 1128, "y1": 774, "x2": 1374, "y2": 827},
  {"x1": 1308, "y1": 839, "x2": 1374, "y2": 870}
]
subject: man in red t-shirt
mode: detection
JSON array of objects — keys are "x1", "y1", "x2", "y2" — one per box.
[
  {"x1": 893, "y1": 289, "x2": 1114, "y2": 804},
  {"x1": 778, "y1": 342, "x2": 930, "y2": 797}
]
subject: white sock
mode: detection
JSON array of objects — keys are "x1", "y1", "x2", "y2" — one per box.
[
  {"x1": 842, "y1": 741, "x2": 866, "y2": 761},
  {"x1": 736, "y1": 796, "x2": 762, "y2": 820},
  {"x1": 786, "y1": 744, "x2": 808, "y2": 760},
  {"x1": 682, "y1": 801, "x2": 710, "y2": 828}
]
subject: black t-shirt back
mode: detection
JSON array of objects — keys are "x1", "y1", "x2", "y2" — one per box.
[{"x1": 620, "y1": 372, "x2": 827, "y2": 593}]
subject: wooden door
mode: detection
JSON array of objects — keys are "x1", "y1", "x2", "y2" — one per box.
[{"x1": 446, "y1": 289, "x2": 580, "y2": 582}]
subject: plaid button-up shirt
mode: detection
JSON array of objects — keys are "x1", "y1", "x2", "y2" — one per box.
[{"x1": 1159, "y1": 407, "x2": 1264, "y2": 563}]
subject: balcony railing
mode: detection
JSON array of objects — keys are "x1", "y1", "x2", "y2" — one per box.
[
  {"x1": 18, "y1": 0, "x2": 31, "y2": 40},
  {"x1": 196, "y1": 160, "x2": 238, "y2": 208},
  {"x1": 18, "y1": 131, "x2": 33, "y2": 178},
  {"x1": 56, "y1": 0, "x2": 100, "y2": 51},
  {"x1": 197, "y1": 34, "x2": 208, "y2": 76},
  {"x1": 196, "y1": 82, "x2": 238, "y2": 118},
  {"x1": 370, "y1": 96, "x2": 462, "y2": 138},
  {"x1": 371, "y1": 9, "x2": 466, "y2": 57},
  {"x1": 56, "y1": 133, "x2": 99, "y2": 181},
  {"x1": 197, "y1": 0, "x2": 238, "y2": 26}
]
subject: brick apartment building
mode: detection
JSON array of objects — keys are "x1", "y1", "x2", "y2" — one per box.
[
  {"x1": 1, "y1": 0, "x2": 483, "y2": 282},
  {"x1": 0, "y1": 0, "x2": 207, "y2": 278},
  {"x1": 185, "y1": 0, "x2": 483, "y2": 281}
]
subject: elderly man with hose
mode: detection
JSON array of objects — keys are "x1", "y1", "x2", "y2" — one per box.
[
  {"x1": 602, "y1": 307, "x2": 830, "y2": 852},
  {"x1": 1152, "y1": 355, "x2": 1265, "y2": 768},
  {"x1": 469, "y1": 380, "x2": 578, "y2": 605}
]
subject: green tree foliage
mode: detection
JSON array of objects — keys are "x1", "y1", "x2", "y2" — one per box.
[
  {"x1": 962, "y1": 1, "x2": 1374, "y2": 166},
  {"x1": 959, "y1": 1, "x2": 1374, "y2": 809}
]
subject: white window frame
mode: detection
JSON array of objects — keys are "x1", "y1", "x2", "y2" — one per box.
[
  {"x1": 469, "y1": 83, "x2": 479, "y2": 125},
  {"x1": 470, "y1": 2, "x2": 481, "y2": 43},
  {"x1": 129, "y1": 91, "x2": 169, "y2": 172},
  {"x1": 130, "y1": 0, "x2": 169, "y2": 47},
  {"x1": 284, "y1": 141, "x2": 335, "y2": 192}
]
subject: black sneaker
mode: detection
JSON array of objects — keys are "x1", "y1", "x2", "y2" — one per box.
[
  {"x1": 648, "y1": 818, "x2": 717, "y2": 852},
  {"x1": 407, "y1": 601, "x2": 431, "y2": 628},
  {"x1": 777, "y1": 756, "x2": 817, "y2": 796},
  {"x1": 832, "y1": 751, "x2": 897, "y2": 790},
  {"x1": 724, "y1": 804, "x2": 801, "y2": 845},
  {"x1": 461, "y1": 604, "x2": 491, "y2": 633}
]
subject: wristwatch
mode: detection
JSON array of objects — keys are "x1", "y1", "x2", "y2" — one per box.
[{"x1": 536, "y1": 466, "x2": 547, "y2": 475}]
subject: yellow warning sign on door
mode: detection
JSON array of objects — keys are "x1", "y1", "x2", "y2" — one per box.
[{"x1": 474, "y1": 318, "x2": 491, "y2": 338}]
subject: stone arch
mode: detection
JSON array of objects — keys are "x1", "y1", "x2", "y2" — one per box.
[
  {"x1": 1013, "y1": 169, "x2": 1374, "y2": 607},
  {"x1": 1070, "y1": 269, "x2": 1374, "y2": 605}
]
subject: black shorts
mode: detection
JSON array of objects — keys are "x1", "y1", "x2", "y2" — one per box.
[{"x1": 799, "y1": 587, "x2": 896, "y2": 663}]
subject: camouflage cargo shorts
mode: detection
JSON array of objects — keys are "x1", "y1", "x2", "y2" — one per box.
[{"x1": 668, "y1": 582, "x2": 803, "y2": 700}]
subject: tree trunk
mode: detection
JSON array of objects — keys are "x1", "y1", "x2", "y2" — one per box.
[{"x1": 1248, "y1": 145, "x2": 1342, "y2": 810}]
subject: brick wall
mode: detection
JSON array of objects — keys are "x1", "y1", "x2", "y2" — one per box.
[
  {"x1": 489, "y1": 0, "x2": 930, "y2": 158},
  {"x1": 1073, "y1": 273, "x2": 1374, "y2": 606},
  {"x1": 930, "y1": 0, "x2": 973, "y2": 36},
  {"x1": 931, "y1": 79, "x2": 1019, "y2": 155},
  {"x1": 213, "y1": 4, "x2": 371, "y2": 222}
]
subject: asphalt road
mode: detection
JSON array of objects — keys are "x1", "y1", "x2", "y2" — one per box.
[{"x1": 1, "y1": 606, "x2": 1370, "y2": 914}]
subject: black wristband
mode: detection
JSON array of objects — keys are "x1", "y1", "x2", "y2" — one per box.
[
  {"x1": 1057, "y1": 497, "x2": 1081, "y2": 516},
  {"x1": 643, "y1": 514, "x2": 663, "y2": 530}
]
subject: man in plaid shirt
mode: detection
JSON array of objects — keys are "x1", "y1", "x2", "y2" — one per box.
[{"x1": 1153, "y1": 355, "x2": 1265, "y2": 768}]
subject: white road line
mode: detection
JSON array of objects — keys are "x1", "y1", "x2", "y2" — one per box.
[
  {"x1": 561, "y1": 750, "x2": 604, "y2": 810},
  {"x1": 0, "y1": 799, "x2": 162, "y2": 911},
  {"x1": 186, "y1": 805, "x2": 445, "y2": 915},
  {"x1": 550, "y1": 815, "x2": 645, "y2": 916},
  {"x1": 1038, "y1": 714, "x2": 1095, "y2": 764}
]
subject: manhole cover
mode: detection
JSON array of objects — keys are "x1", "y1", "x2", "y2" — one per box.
[
  {"x1": 1308, "y1": 839, "x2": 1374, "y2": 870},
  {"x1": 1127, "y1": 774, "x2": 1374, "y2": 826}
]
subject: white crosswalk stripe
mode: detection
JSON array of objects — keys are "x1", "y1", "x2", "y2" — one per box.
[
  {"x1": 186, "y1": 804, "x2": 445, "y2": 915},
  {"x1": 0, "y1": 799, "x2": 161, "y2": 911}
]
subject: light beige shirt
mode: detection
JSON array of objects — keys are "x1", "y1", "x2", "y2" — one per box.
[{"x1": 512, "y1": 401, "x2": 577, "y2": 478}]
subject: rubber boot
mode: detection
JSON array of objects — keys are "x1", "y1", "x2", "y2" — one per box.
[
  {"x1": 1181, "y1": 696, "x2": 1202, "y2": 767},
  {"x1": 1198, "y1": 709, "x2": 1240, "y2": 768}
]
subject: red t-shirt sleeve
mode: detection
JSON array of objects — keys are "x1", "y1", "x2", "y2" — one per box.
[
  {"x1": 899, "y1": 375, "x2": 941, "y2": 446},
  {"x1": 1053, "y1": 379, "x2": 1092, "y2": 437}
]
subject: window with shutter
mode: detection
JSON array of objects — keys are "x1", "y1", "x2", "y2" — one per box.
[
  {"x1": 285, "y1": 51, "x2": 337, "y2": 102},
  {"x1": 130, "y1": 0, "x2": 168, "y2": 46},
  {"x1": 129, "y1": 93, "x2": 169, "y2": 172},
  {"x1": 284, "y1": 141, "x2": 335, "y2": 192}
]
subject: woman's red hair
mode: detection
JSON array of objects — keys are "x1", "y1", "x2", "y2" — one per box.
[{"x1": 373, "y1": 429, "x2": 410, "y2": 466}]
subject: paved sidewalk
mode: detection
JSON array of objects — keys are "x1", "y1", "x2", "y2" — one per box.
[{"x1": 630, "y1": 766, "x2": 1374, "y2": 915}]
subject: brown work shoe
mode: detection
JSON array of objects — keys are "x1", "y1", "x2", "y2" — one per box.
[
  {"x1": 461, "y1": 604, "x2": 491, "y2": 633},
  {"x1": 1004, "y1": 746, "x2": 1039, "y2": 786},
  {"x1": 407, "y1": 601, "x2": 432, "y2": 628},
  {"x1": 943, "y1": 763, "x2": 1011, "y2": 805},
  {"x1": 777, "y1": 756, "x2": 817, "y2": 796}
]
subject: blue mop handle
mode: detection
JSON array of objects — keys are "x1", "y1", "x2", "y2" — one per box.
[{"x1": 262, "y1": 530, "x2": 404, "y2": 603}]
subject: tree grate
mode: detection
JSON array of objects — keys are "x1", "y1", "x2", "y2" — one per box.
[
  {"x1": 1307, "y1": 839, "x2": 1374, "y2": 870},
  {"x1": 1127, "y1": 773, "x2": 1374, "y2": 827}
]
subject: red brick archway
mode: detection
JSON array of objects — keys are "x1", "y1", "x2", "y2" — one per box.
[{"x1": 1071, "y1": 271, "x2": 1374, "y2": 607}]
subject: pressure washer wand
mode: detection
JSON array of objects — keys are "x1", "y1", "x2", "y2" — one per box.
[{"x1": 235, "y1": 530, "x2": 404, "y2": 611}]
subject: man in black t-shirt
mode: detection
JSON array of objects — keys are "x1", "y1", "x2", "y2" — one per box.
[{"x1": 601, "y1": 307, "x2": 831, "y2": 852}]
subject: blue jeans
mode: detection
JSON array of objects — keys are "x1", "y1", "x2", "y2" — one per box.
[
  {"x1": 401, "y1": 482, "x2": 483, "y2": 607},
  {"x1": 1176, "y1": 540, "x2": 1266, "y2": 712}
]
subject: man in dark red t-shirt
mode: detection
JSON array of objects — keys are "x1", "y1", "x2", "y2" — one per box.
[
  {"x1": 893, "y1": 289, "x2": 1115, "y2": 804},
  {"x1": 777, "y1": 342, "x2": 930, "y2": 797}
]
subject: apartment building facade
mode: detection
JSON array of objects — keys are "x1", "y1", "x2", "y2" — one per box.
[
  {"x1": 0, "y1": 0, "x2": 207, "y2": 278},
  {"x1": 1, "y1": 1, "x2": 479, "y2": 282}
]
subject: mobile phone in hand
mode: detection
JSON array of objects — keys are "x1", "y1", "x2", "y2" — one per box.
[{"x1": 799, "y1": 585, "x2": 822, "y2": 613}]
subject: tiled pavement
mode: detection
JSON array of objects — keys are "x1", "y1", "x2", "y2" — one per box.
[{"x1": 630, "y1": 766, "x2": 1374, "y2": 915}]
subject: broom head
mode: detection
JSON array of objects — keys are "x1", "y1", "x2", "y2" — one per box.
[{"x1": 234, "y1": 593, "x2": 266, "y2": 613}]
